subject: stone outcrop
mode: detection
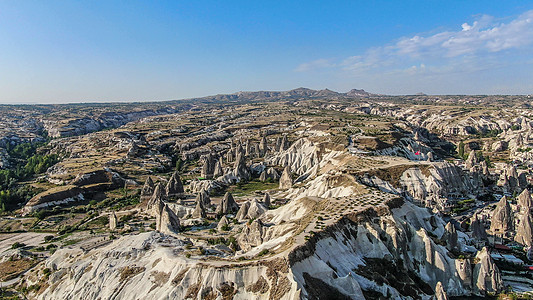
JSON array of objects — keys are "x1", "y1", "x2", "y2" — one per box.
[
  {"x1": 109, "y1": 212, "x2": 117, "y2": 230},
  {"x1": 279, "y1": 166, "x2": 292, "y2": 189},
  {"x1": 213, "y1": 158, "x2": 224, "y2": 178},
  {"x1": 280, "y1": 135, "x2": 289, "y2": 151},
  {"x1": 140, "y1": 176, "x2": 155, "y2": 199},
  {"x1": 71, "y1": 168, "x2": 125, "y2": 188},
  {"x1": 156, "y1": 204, "x2": 180, "y2": 234},
  {"x1": 217, "y1": 215, "x2": 230, "y2": 231},
  {"x1": 444, "y1": 222, "x2": 458, "y2": 252},
  {"x1": 165, "y1": 172, "x2": 184, "y2": 198},
  {"x1": 237, "y1": 219, "x2": 264, "y2": 251},
  {"x1": 359, "y1": 162, "x2": 482, "y2": 210},
  {"x1": 215, "y1": 192, "x2": 239, "y2": 215},
  {"x1": 434, "y1": 281, "x2": 449, "y2": 300},
  {"x1": 497, "y1": 164, "x2": 527, "y2": 194},
  {"x1": 472, "y1": 247, "x2": 503, "y2": 295},
  {"x1": 195, "y1": 190, "x2": 211, "y2": 207},
  {"x1": 470, "y1": 215, "x2": 487, "y2": 241},
  {"x1": 490, "y1": 196, "x2": 513, "y2": 235},
  {"x1": 23, "y1": 185, "x2": 84, "y2": 214},
  {"x1": 263, "y1": 193, "x2": 271, "y2": 208},
  {"x1": 147, "y1": 183, "x2": 165, "y2": 216},
  {"x1": 515, "y1": 213, "x2": 533, "y2": 247},
  {"x1": 235, "y1": 199, "x2": 266, "y2": 222},
  {"x1": 518, "y1": 188, "x2": 533, "y2": 213},
  {"x1": 266, "y1": 138, "x2": 319, "y2": 176},
  {"x1": 233, "y1": 151, "x2": 251, "y2": 181},
  {"x1": 200, "y1": 153, "x2": 217, "y2": 179},
  {"x1": 259, "y1": 135, "x2": 267, "y2": 156},
  {"x1": 191, "y1": 200, "x2": 207, "y2": 219},
  {"x1": 259, "y1": 167, "x2": 279, "y2": 182}
]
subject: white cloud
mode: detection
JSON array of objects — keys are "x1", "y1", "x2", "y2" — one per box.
[
  {"x1": 294, "y1": 58, "x2": 335, "y2": 72},
  {"x1": 297, "y1": 10, "x2": 533, "y2": 75}
]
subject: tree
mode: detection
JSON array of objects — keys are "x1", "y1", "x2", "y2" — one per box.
[{"x1": 458, "y1": 141, "x2": 465, "y2": 159}]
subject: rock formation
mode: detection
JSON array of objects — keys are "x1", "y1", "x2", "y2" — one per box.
[
  {"x1": 213, "y1": 157, "x2": 224, "y2": 178},
  {"x1": 200, "y1": 153, "x2": 216, "y2": 179},
  {"x1": 140, "y1": 176, "x2": 155, "y2": 199},
  {"x1": 233, "y1": 151, "x2": 251, "y2": 181},
  {"x1": 259, "y1": 167, "x2": 279, "y2": 182},
  {"x1": 444, "y1": 222, "x2": 458, "y2": 252},
  {"x1": 465, "y1": 150, "x2": 478, "y2": 169},
  {"x1": 470, "y1": 215, "x2": 487, "y2": 241},
  {"x1": 195, "y1": 190, "x2": 211, "y2": 207},
  {"x1": 518, "y1": 188, "x2": 533, "y2": 213},
  {"x1": 490, "y1": 196, "x2": 514, "y2": 235},
  {"x1": 427, "y1": 152, "x2": 434, "y2": 162},
  {"x1": 434, "y1": 281, "x2": 449, "y2": 300},
  {"x1": 217, "y1": 215, "x2": 230, "y2": 231},
  {"x1": 215, "y1": 192, "x2": 239, "y2": 215},
  {"x1": 472, "y1": 247, "x2": 503, "y2": 295},
  {"x1": 515, "y1": 212, "x2": 533, "y2": 247},
  {"x1": 280, "y1": 135, "x2": 289, "y2": 151},
  {"x1": 237, "y1": 219, "x2": 264, "y2": 251},
  {"x1": 235, "y1": 199, "x2": 266, "y2": 222},
  {"x1": 109, "y1": 212, "x2": 117, "y2": 230},
  {"x1": 259, "y1": 135, "x2": 267, "y2": 156},
  {"x1": 279, "y1": 166, "x2": 292, "y2": 189},
  {"x1": 263, "y1": 192, "x2": 271, "y2": 208},
  {"x1": 156, "y1": 204, "x2": 180, "y2": 234},
  {"x1": 191, "y1": 199, "x2": 207, "y2": 219},
  {"x1": 146, "y1": 183, "x2": 165, "y2": 216},
  {"x1": 165, "y1": 172, "x2": 184, "y2": 198}
]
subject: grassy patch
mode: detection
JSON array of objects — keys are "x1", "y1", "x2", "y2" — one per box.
[{"x1": 228, "y1": 180, "x2": 277, "y2": 196}]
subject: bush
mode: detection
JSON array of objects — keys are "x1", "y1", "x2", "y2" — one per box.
[{"x1": 11, "y1": 242, "x2": 25, "y2": 249}]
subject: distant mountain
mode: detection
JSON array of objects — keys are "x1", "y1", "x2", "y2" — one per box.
[{"x1": 188, "y1": 87, "x2": 379, "y2": 103}]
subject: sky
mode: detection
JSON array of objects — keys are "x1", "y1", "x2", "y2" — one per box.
[{"x1": 0, "y1": 1, "x2": 532, "y2": 104}]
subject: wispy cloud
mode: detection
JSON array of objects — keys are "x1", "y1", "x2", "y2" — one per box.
[
  {"x1": 294, "y1": 58, "x2": 335, "y2": 72},
  {"x1": 296, "y1": 10, "x2": 533, "y2": 76}
]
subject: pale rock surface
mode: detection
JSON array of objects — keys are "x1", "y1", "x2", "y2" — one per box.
[
  {"x1": 215, "y1": 192, "x2": 239, "y2": 215},
  {"x1": 434, "y1": 281, "x2": 449, "y2": 300},
  {"x1": 263, "y1": 192, "x2": 271, "y2": 208},
  {"x1": 490, "y1": 196, "x2": 514, "y2": 234},
  {"x1": 470, "y1": 215, "x2": 487, "y2": 241},
  {"x1": 518, "y1": 188, "x2": 533, "y2": 213},
  {"x1": 237, "y1": 219, "x2": 264, "y2": 251},
  {"x1": 217, "y1": 215, "x2": 230, "y2": 231},
  {"x1": 266, "y1": 138, "x2": 319, "y2": 176},
  {"x1": 191, "y1": 200, "x2": 207, "y2": 219},
  {"x1": 444, "y1": 222, "x2": 458, "y2": 252},
  {"x1": 109, "y1": 212, "x2": 117, "y2": 231},
  {"x1": 236, "y1": 199, "x2": 266, "y2": 222},
  {"x1": 165, "y1": 172, "x2": 184, "y2": 198},
  {"x1": 472, "y1": 247, "x2": 503, "y2": 295},
  {"x1": 195, "y1": 190, "x2": 211, "y2": 207},
  {"x1": 259, "y1": 167, "x2": 279, "y2": 182},
  {"x1": 279, "y1": 166, "x2": 293, "y2": 190},
  {"x1": 156, "y1": 204, "x2": 180, "y2": 234},
  {"x1": 515, "y1": 212, "x2": 533, "y2": 247},
  {"x1": 140, "y1": 176, "x2": 155, "y2": 199}
]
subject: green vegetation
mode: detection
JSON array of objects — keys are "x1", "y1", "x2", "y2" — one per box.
[
  {"x1": 457, "y1": 141, "x2": 465, "y2": 160},
  {"x1": 228, "y1": 180, "x2": 277, "y2": 196},
  {"x1": 0, "y1": 142, "x2": 59, "y2": 212},
  {"x1": 11, "y1": 242, "x2": 25, "y2": 249}
]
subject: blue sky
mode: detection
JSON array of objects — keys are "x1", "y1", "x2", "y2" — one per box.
[{"x1": 0, "y1": 1, "x2": 532, "y2": 103}]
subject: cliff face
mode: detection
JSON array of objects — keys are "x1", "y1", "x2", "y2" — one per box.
[
  {"x1": 358, "y1": 161, "x2": 482, "y2": 209},
  {"x1": 289, "y1": 201, "x2": 501, "y2": 298},
  {"x1": 42, "y1": 108, "x2": 181, "y2": 138},
  {"x1": 31, "y1": 200, "x2": 501, "y2": 299}
]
